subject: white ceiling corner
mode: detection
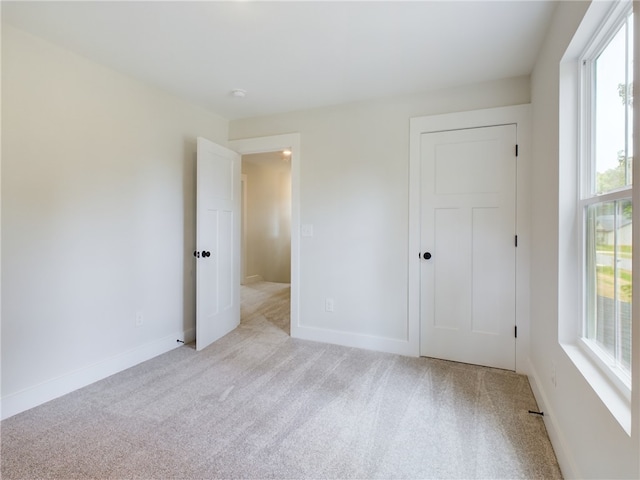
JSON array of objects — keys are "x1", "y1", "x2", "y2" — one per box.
[{"x1": 1, "y1": 1, "x2": 557, "y2": 120}]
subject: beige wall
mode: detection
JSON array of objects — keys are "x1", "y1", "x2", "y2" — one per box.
[
  {"x1": 1, "y1": 25, "x2": 228, "y2": 415},
  {"x1": 242, "y1": 154, "x2": 291, "y2": 283}
]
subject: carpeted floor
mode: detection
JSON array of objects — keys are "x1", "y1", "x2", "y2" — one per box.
[{"x1": 1, "y1": 281, "x2": 562, "y2": 479}]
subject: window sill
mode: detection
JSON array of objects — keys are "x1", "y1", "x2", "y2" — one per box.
[
  {"x1": 579, "y1": 338, "x2": 631, "y2": 394},
  {"x1": 560, "y1": 342, "x2": 631, "y2": 436}
]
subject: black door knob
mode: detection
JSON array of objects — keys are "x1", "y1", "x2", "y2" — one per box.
[{"x1": 423, "y1": 252, "x2": 432, "y2": 260}]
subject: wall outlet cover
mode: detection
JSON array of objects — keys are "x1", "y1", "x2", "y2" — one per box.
[{"x1": 301, "y1": 224, "x2": 314, "y2": 237}]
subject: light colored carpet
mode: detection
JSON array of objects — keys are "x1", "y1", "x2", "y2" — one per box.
[{"x1": 1, "y1": 281, "x2": 562, "y2": 479}]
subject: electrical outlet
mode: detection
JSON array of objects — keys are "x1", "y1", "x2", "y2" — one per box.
[
  {"x1": 301, "y1": 224, "x2": 314, "y2": 237},
  {"x1": 325, "y1": 298, "x2": 334, "y2": 312},
  {"x1": 135, "y1": 311, "x2": 144, "y2": 327}
]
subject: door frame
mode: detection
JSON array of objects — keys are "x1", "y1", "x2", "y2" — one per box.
[
  {"x1": 229, "y1": 133, "x2": 301, "y2": 337},
  {"x1": 408, "y1": 105, "x2": 531, "y2": 373},
  {"x1": 240, "y1": 173, "x2": 247, "y2": 284}
]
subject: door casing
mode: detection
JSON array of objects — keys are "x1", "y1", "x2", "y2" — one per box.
[
  {"x1": 229, "y1": 133, "x2": 301, "y2": 338},
  {"x1": 408, "y1": 105, "x2": 531, "y2": 373}
]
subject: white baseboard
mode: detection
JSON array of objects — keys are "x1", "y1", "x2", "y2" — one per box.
[
  {"x1": 527, "y1": 359, "x2": 580, "y2": 479},
  {"x1": 183, "y1": 327, "x2": 196, "y2": 344},
  {"x1": 292, "y1": 324, "x2": 416, "y2": 357},
  {"x1": 1, "y1": 328, "x2": 194, "y2": 420}
]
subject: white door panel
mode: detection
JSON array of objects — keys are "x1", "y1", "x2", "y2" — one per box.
[
  {"x1": 420, "y1": 125, "x2": 516, "y2": 370},
  {"x1": 196, "y1": 137, "x2": 240, "y2": 351}
]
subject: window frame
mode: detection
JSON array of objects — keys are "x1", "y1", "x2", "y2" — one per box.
[{"x1": 578, "y1": 2, "x2": 634, "y2": 397}]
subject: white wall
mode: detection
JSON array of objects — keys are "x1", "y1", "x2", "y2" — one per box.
[
  {"x1": 242, "y1": 156, "x2": 291, "y2": 283},
  {"x1": 529, "y1": 1, "x2": 640, "y2": 478},
  {"x1": 1, "y1": 25, "x2": 228, "y2": 418},
  {"x1": 230, "y1": 77, "x2": 530, "y2": 353},
  {"x1": 4, "y1": 6, "x2": 638, "y2": 475}
]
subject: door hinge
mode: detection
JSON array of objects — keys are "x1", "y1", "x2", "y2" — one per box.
[
  {"x1": 515, "y1": 144, "x2": 519, "y2": 157},
  {"x1": 515, "y1": 325, "x2": 518, "y2": 338},
  {"x1": 515, "y1": 235, "x2": 518, "y2": 247}
]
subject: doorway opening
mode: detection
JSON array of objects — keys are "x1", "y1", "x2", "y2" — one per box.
[
  {"x1": 229, "y1": 133, "x2": 301, "y2": 339},
  {"x1": 241, "y1": 151, "x2": 292, "y2": 285},
  {"x1": 240, "y1": 151, "x2": 292, "y2": 334}
]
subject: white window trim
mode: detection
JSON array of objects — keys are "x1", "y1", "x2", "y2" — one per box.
[
  {"x1": 578, "y1": 337, "x2": 631, "y2": 398},
  {"x1": 578, "y1": 1, "x2": 633, "y2": 391},
  {"x1": 559, "y1": 0, "x2": 633, "y2": 435},
  {"x1": 579, "y1": 3, "x2": 633, "y2": 201}
]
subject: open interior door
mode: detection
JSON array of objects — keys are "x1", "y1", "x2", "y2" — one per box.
[{"x1": 196, "y1": 137, "x2": 240, "y2": 351}]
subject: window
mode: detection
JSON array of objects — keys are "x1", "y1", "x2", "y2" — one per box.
[{"x1": 580, "y1": 7, "x2": 633, "y2": 386}]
